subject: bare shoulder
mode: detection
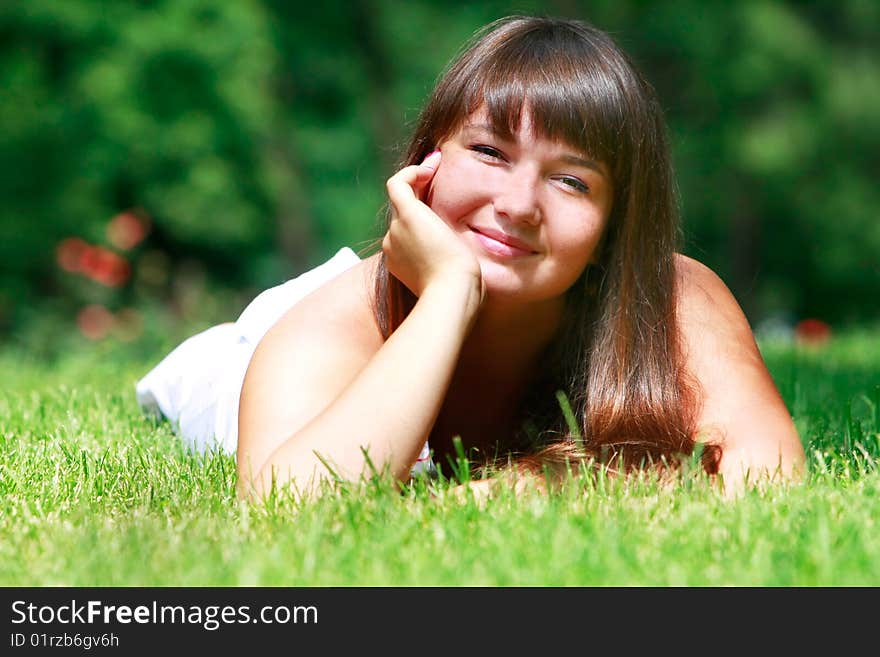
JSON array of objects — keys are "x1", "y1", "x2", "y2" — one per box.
[
  {"x1": 237, "y1": 253, "x2": 384, "y2": 483},
  {"x1": 674, "y1": 254, "x2": 752, "y2": 341},
  {"x1": 674, "y1": 254, "x2": 776, "y2": 373},
  {"x1": 263, "y1": 252, "x2": 384, "y2": 351},
  {"x1": 673, "y1": 254, "x2": 805, "y2": 487}
]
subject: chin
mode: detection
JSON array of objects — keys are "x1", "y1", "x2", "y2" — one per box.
[
  {"x1": 477, "y1": 261, "x2": 542, "y2": 303},
  {"x1": 482, "y1": 260, "x2": 582, "y2": 305}
]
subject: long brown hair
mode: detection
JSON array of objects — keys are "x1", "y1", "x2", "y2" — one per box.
[{"x1": 372, "y1": 15, "x2": 720, "y2": 476}]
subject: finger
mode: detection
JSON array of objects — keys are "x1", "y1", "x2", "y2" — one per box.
[
  {"x1": 386, "y1": 168, "x2": 436, "y2": 210},
  {"x1": 420, "y1": 150, "x2": 441, "y2": 171},
  {"x1": 387, "y1": 160, "x2": 437, "y2": 192},
  {"x1": 415, "y1": 150, "x2": 441, "y2": 202},
  {"x1": 386, "y1": 151, "x2": 442, "y2": 198},
  {"x1": 414, "y1": 151, "x2": 441, "y2": 196}
]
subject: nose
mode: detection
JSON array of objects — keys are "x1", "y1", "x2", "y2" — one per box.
[{"x1": 493, "y1": 166, "x2": 541, "y2": 226}]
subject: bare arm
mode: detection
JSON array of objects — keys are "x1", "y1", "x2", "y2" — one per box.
[
  {"x1": 238, "y1": 152, "x2": 485, "y2": 502},
  {"x1": 445, "y1": 256, "x2": 807, "y2": 502},
  {"x1": 237, "y1": 273, "x2": 480, "y2": 502},
  {"x1": 675, "y1": 255, "x2": 806, "y2": 494}
]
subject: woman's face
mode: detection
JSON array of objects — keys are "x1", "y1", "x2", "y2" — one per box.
[{"x1": 427, "y1": 107, "x2": 613, "y2": 305}]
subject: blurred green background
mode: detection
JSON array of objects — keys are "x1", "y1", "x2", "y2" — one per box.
[{"x1": 1, "y1": 0, "x2": 878, "y2": 356}]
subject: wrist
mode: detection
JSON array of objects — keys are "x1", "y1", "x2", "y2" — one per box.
[{"x1": 422, "y1": 271, "x2": 484, "y2": 323}]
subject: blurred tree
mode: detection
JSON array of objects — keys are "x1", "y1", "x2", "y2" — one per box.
[
  {"x1": 604, "y1": 0, "x2": 880, "y2": 325},
  {"x1": 0, "y1": 0, "x2": 282, "y2": 331},
  {"x1": 0, "y1": 0, "x2": 877, "y2": 341}
]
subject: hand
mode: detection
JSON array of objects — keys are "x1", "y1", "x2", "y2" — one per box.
[
  {"x1": 446, "y1": 471, "x2": 549, "y2": 507},
  {"x1": 383, "y1": 152, "x2": 484, "y2": 301}
]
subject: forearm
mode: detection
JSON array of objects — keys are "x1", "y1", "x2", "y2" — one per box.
[{"x1": 249, "y1": 277, "x2": 481, "y2": 500}]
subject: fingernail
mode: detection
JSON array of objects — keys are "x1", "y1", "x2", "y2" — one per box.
[{"x1": 421, "y1": 150, "x2": 441, "y2": 170}]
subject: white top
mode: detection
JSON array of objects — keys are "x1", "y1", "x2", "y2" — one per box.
[{"x1": 135, "y1": 247, "x2": 436, "y2": 478}]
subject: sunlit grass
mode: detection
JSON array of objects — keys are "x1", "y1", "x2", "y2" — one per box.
[{"x1": 1, "y1": 328, "x2": 878, "y2": 586}]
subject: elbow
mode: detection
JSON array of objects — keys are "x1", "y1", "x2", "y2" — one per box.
[
  {"x1": 235, "y1": 466, "x2": 265, "y2": 504},
  {"x1": 235, "y1": 438, "x2": 306, "y2": 504},
  {"x1": 237, "y1": 454, "x2": 330, "y2": 506},
  {"x1": 717, "y1": 435, "x2": 807, "y2": 493},
  {"x1": 775, "y1": 424, "x2": 808, "y2": 481},
  {"x1": 235, "y1": 472, "x2": 260, "y2": 503},
  {"x1": 236, "y1": 458, "x2": 292, "y2": 504},
  {"x1": 235, "y1": 448, "x2": 267, "y2": 503},
  {"x1": 235, "y1": 453, "x2": 294, "y2": 504}
]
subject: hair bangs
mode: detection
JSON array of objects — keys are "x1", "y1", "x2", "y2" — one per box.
[{"x1": 464, "y1": 27, "x2": 627, "y2": 172}]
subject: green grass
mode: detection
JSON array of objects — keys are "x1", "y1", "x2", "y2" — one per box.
[{"x1": 2, "y1": 329, "x2": 879, "y2": 586}]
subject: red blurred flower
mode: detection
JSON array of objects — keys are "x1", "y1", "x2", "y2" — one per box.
[
  {"x1": 795, "y1": 318, "x2": 832, "y2": 346},
  {"x1": 107, "y1": 211, "x2": 150, "y2": 250},
  {"x1": 79, "y1": 246, "x2": 131, "y2": 287},
  {"x1": 56, "y1": 238, "x2": 89, "y2": 273},
  {"x1": 77, "y1": 304, "x2": 116, "y2": 340}
]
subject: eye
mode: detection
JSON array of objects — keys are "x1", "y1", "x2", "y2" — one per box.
[
  {"x1": 555, "y1": 175, "x2": 589, "y2": 194},
  {"x1": 469, "y1": 145, "x2": 506, "y2": 162}
]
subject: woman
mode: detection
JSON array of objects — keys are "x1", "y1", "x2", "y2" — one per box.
[{"x1": 136, "y1": 15, "x2": 805, "y2": 501}]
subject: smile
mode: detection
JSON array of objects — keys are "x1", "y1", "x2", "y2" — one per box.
[{"x1": 468, "y1": 226, "x2": 537, "y2": 258}]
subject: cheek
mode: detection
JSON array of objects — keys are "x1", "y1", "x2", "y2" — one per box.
[
  {"x1": 427, "y1": 158, "x2": 492, "y2": 225},
  {"x1": 554, "y1": 214, "x2": 607, "y2": 264}
]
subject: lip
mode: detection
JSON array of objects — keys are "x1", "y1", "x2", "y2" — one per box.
[{"x1": 468, "y1": 226, "x2": 537, "y2": 257}]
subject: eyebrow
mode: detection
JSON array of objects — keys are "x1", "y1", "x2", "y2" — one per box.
[{"x1": 462, "y1": 122, "x2": 608, "y2": 178}]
